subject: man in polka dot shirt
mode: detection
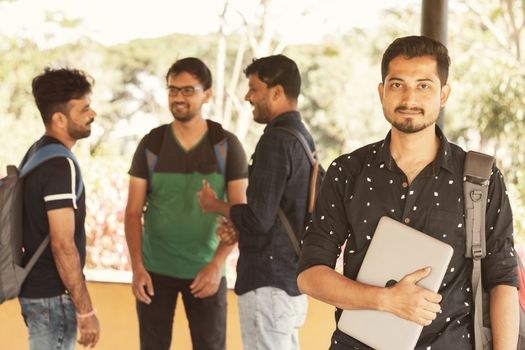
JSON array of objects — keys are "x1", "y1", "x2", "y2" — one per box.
[{"x1": 297, "y1": 36, "x2": 519, "y2": 349}]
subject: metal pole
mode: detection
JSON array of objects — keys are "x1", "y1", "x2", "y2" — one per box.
[{"x1": 421, "y1": 0, "x2": 448, "y2": 129}]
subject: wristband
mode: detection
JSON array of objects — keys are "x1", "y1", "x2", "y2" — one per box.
[{"x1": 76, "y1": 309, "x2": 96, "y2": 318}]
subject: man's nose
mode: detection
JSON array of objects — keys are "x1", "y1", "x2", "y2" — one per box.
[{"x1": 401, "y1": 88, "x2": 418, "y2": 107}]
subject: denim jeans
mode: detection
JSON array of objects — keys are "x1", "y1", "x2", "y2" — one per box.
[
  {"x1": 19, "y1": 294, "x2": 77, "y2": 350},
  {"x1": 237, "y1": 287, "x2": 308, "y2": 350}
]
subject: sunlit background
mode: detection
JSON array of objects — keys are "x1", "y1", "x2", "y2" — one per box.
[{"x1": 1, "y1": 0, "x2": 524, "y2": 284}]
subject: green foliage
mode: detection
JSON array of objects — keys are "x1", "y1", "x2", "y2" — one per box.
[{"x1": 3, "y1": 1, "x2": 525, "y2": 272}]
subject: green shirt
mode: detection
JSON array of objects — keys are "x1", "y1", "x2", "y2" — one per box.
[{"x1": 129, "y1": 121, "x2": 247, "y2": 279}]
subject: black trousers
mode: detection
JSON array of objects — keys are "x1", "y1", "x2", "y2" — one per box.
[{"x1": 136, "y1": 271, "x2": 227, "y2": 350}]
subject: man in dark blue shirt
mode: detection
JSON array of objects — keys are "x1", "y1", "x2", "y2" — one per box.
[
  {"x1": 198, "y1": 54, "x2": 316, "y2": 349},
  {"x1": 297, "y1": 36, "x2": 519, "y2": 349}
]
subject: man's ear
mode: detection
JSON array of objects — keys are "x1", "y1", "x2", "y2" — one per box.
[
  {"x1": 203, "y1": 88, "x2": 213, "y2": 103},
  {"x1": 440, "y1": 84, "x2": 451, "y2": 107},
  {"x1": 272, "y1": 84, "x2": 284, "y2": 101},
  {"x1": 377, "y1": 82, "x2": 384, "y2": 104},
  {"x1": 50, "y1": 111, "x2": 67, "y2": 128}
]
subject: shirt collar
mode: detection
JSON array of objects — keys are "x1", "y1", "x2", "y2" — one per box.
[
  {"x1": 264, "y1": 110, "x2": 301, "y2": 131},
  {"x1": 374, "y1": 125, "x2": 455, "y2": 174}
]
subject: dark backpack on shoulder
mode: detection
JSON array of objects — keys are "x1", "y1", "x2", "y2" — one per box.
[
  {"x1": 273, "y1": 126, "x2": 326, "y2": 256},
  {"x1": 0, "y1": 144, "x2": 83, "y2": 304},
  {"x1": 143, "y1": 120, "x2": 229, "y2": 191},
  {"x1": 464, "y1": 150, "x2": 525, "y2": 349}
]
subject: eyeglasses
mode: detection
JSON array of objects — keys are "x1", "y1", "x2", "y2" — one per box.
[{"x1": 167, "y1": 85, "x2": 204, "y2": 97}]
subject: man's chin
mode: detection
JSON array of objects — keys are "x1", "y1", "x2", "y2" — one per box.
[
  {"x1": 173, "y1": 114, "x2": 194, "y2": 123},
  {"x1": 392, "y1": 122, "x2": 433, "y2": 134}
]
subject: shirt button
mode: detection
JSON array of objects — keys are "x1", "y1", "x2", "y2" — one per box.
[
  {"x1": 404, "y1": 218, "x2": 410, "y2": 224},
  {"x1": 269, "y1": 255, "x2": 273, "y2": 260},
  {"x1": 402, "y1": 182, "x2": 408, "y2": 188}
]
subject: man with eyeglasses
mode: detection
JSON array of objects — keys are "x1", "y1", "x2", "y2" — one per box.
[{"x1": 125, "y1": 57, "x2": 248, "y2": 350}]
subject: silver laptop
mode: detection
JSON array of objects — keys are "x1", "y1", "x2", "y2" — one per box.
[{"x1": 337, "y1": 216, "x2": 454, "y2": 350}]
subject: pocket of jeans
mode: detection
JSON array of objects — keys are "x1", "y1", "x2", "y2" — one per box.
[
  {"x1": 270, "y1": 289, "x2": 296, "y2": 334},
  {"x1": 19, "y1": 298, "x2": 51, "y2": 336}
]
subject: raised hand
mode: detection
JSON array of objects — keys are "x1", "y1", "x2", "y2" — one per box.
[{"x1": 197, "y1": 179, "x2": 218, "y2": 214}]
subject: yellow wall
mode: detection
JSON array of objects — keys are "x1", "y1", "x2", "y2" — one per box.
[{"x1": 0, "y1": 282, "x2": 335, "y2": 349}]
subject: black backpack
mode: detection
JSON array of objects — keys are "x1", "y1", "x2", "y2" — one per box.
[
  {"x1": 464, "y1": 150, "x2": 525, "y2": 349},
  {"x1": 273, "y1": 126, "x2": 325, "y2": 256},
  {"x1": 0, "y1": 144, "x2": 83, "y2": 303}
]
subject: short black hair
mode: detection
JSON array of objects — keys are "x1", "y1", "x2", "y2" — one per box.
[
  {"x1": 244, "y1": 54, "x2": 301, "y2": 100},
  {"x1": 32, "y1": 67, "x2": 93, "y2": 125},
  {"x1": 381, "y1": 35, "x2": 450, "y2": 86},
  {"x1": 165, "y1": 57, "x2": 212, "y2": 90}
]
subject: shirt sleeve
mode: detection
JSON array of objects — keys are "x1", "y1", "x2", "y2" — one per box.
[
  {"x1": 230, "y1": 132, "x2": 289, "y2": 236},
  {"x1": 225, "y1": 132, "x2": 248, "y2": 181},
  {"x1": 128, "y1": 137, "x2": 149, "y2": 179},
  {"x1": 297, "y1": 155, "x2": 352, "y2": 274},
  {"x1": 40, "y1": 157, "x2": 80, "y2": 211},
  {"x1": 481, "y1": 165, "x2": 519, "y2": 290}
]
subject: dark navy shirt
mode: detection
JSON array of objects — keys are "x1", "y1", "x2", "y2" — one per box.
[
  {"x1": 298, "y1": 126, "x2": 518, "y2": 349},
  {"x1": 231, "y1": 111, "x2": 316, "y2": 296}
]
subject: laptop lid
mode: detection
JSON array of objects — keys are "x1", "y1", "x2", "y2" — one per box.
[{"x1": 337, "y1": 216, "x2": 454, "y2": 350}]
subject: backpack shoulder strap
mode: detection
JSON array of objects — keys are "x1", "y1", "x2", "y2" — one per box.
[
  {"x1": 144, "y1": 124, "x2": 169, "y2": 192},
  {"x1": 207, "y1": 120, "x2": 228, "y2": 176},
  {"x1": 20, "y1": 143, "x2": 84, "y2": 199},
  {"x1": 464, "y1": 150, "x2": 494, "y2": 259},
  {"x1": 464, "y1": 150, "x2": 494, "y2": 350},
  {"x1": 272, "y1": 126, "x2": 316, "y2": 167},
  {"x1": 278, "y1": 208, "x2": 301, "y2": 256},
  {"x1": 17, "y1": 143, "x2": 84, "y2": 279},
  {"x1": 272, "y1": 126, "x2": 318, "y2": 256}
]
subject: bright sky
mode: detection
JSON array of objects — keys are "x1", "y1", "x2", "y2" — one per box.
[{"x1": 0, "y1": 0, "x2": 418, "y2": 47}]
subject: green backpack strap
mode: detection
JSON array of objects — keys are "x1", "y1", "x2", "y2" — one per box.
[{"x1": 463, "y1": 150, "x2": 494, "y2": 350}]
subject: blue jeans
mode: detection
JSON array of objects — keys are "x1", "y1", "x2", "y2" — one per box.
[
  {"x1": 19, "y1": 294, "x2": 77, "y2": 350},
  {"x1": 238, "y1": 287, "x2": 308, "y2": 350}
]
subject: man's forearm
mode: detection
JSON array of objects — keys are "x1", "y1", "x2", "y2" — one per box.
[
  {"x1": 210, "y1": 241, "x2": 235, "y2": 268},
  {"x1": 51, "y1": 242, "x2": 93, "y2": 314},
  {"x1": 210, "y1": 198, "x2": 233, "y2": 219},
  {"x1": 490, "y1": 284, "x2": 519, "y2": 349},
  {"x1": 298, "y1": 265, "x2": 383, "y2": 311},
  {"x1": 125, "y1": 212, "x2": 145, "y2": 271}
]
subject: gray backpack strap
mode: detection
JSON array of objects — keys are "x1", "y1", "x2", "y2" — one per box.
[
  {"x1": 464, "y1": 150, "x2": 494, "y2": 350},
  {"x1": 20, "y1": 144, "x2": 84, "y2": 199},
  {"x1": 19, "y1": 236, "x2": 50, "y2": 281},
  {"x1": 17, "y1": 143, "x2": 83, "y2": 283},
  {"x1": 144, "y1": 125, "x2": 169, "y2": 193},
  {"x1": 213, "y1": 138, "x2": 228, "y2": 176}
]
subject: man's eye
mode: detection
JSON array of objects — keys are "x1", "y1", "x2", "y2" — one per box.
[{"x1": 182, "y1": 87, "x2": 195, "y2": 94}]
